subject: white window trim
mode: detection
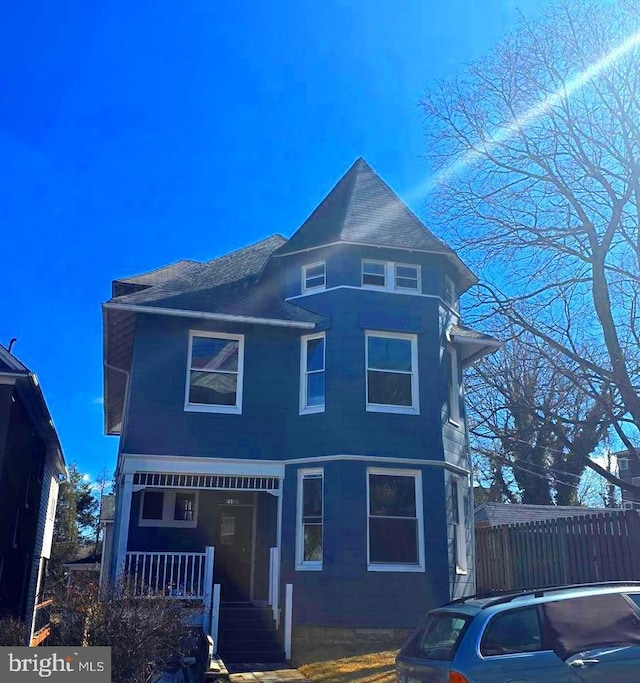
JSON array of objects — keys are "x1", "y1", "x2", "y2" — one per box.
[
  {"x1": 448, "y1": 346, "x2": 461, "y2": 425},
  {"x1": 366, "y1": 468, "x2": 425, "y2": 572},
  {"x1": 184, "y1": 330, "x2": 244, "y2": 414},
  {"x1": 452, "y1": 476, "x2": 468, "y2": 575},
  {"x1": 365, "y1": 331, "x2": 420, "y2": 415},
  {"x1": 361, "y1": 260, "x2": 421, "y2": 294},
  {"x1": 444, "y1": 276, "x2": 456, "y2": 310},
  {"x1": 139, "y1": 489, "x2": 199, "y2": 528},
  {"x1": 296, "y1": 468, "x2": 324, "y2": 571},
  {"x1": 302, "y1": 262, "x2": 326, "y2": 293},
  {"x1": 299, "y1": 332, "x2": 326, "y2": 415}
]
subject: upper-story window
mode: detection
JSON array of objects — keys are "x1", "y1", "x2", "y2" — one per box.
[
  {"x1": 447, "y1": 346, "x2": 460, "y2": 424},
  {"x1": 185, "y1": 331, "x2": 244, "y2": 414},
  {"x1": 365, "y1": 331, "x2": 419, "y2": 414},
  {"x1": 362, "y1": 260, "x2": 420, "y2": 293},
  {"x1": 300, "y1": 333, "x2": 325, "y2": 414},
  {"x1": 444, "y1": 276, "x2": 457, "y2": 309},
  {"x1": 619, "y1": 457, "x2": 629, "y2": 472},
  {"x1": 302, "y1": 262, "x2": 326, "y2": 292}
]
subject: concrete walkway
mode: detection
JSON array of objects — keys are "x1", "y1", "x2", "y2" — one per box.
[{"x1": 225, "y1": 663, "x2": 311, "y2": 683}]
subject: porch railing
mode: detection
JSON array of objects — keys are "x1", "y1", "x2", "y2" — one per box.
[{"x1": 124, "y1": 551, "x2": 208, "y2": 599}]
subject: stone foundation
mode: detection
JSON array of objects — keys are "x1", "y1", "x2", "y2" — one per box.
[{"x1": 292, "y1": 625, "x2": 412, "y2": 658}]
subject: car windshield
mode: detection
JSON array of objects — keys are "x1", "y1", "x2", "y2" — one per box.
[{"x1": 412, "y1": 613, "x2": 471, "y2": 660}]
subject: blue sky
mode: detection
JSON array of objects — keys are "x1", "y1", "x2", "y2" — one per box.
[{"x1": 1, "y1": 0, "x2": 543, "y2": 482}]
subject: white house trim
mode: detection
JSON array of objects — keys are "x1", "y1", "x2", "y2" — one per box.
[
  {"x1": 286, "y1": 285, "x2": 460, "y2": 309},
  {"x1": 120, "y1": 454, "x2": 286, "y2": 479},
  {"x1": 121, "y1": 452, "x2": 470, "y2": 476},
  {"x1": 103, "y1": 302, "x2": 316, "y2": 330}
]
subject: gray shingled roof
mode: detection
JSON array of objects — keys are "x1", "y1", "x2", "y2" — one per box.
[
  {"x1": 475, "y1": 502, "x2": 616, "y2": 527},
  {"x1": 449, "y1": 323, "x2": 502, "y2": 365},
  {"x1": 274, "y1": 159, "x2": 476, "y2": 288}
]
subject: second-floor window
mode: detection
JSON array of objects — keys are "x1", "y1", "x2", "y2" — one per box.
[
  {"x1": 300, "y1": 333, "x2": 325, "y2": 414},
  {"x1": 619, "y1": 457, "x2": 629, "y2": 472},
  {"x1": 185, "y1": 331, "x2": 244, "y2": 414},
  {"x1": 362, "y1": 260, "x2": 420, "y2": 293},
  {"x1": 444, "y1": 276, "x2": 457, "y2": 309},
  {"x1": 366, "y1": 331, "x2": 419, "y2": 414},
  {"x1": 302, "y1": 262, "x2": 326, "y2": 292}
]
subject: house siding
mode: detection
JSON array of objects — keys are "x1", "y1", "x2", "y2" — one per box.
[
  {"x1": 123, "y1": 285, "x2": 451, "y2": 465},
  {"x1": 0, "y1": 386, "x2": 47, "y2": 621},
  {"x1": 281, "y1": 460, "x2": 451, "y2": 627}
]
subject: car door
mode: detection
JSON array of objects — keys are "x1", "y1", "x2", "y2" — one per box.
[
  {"x1": 542, "y1": 593, "x2": 640, "y2": 683},
  {"x1": 465, "y1": 606, "x2": 584, "y2": 683}
]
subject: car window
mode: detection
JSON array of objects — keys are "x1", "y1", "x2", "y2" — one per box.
[
  {"x1": 481, "y1": 607, "x2": 542, "y2": 657},
  {"x1": 542, "y1": 593, "x2": 640, "y2": 660},
  {"x1": 625, "y1": 593, "x2": 640, "y2": 611},
  {"x1": 402, "y1": 613, "x2": 470, "y2": 661}
]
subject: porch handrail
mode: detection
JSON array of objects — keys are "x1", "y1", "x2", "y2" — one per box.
[{"x1": 124, "y1": 551, "x2": 207, "y2": 599}]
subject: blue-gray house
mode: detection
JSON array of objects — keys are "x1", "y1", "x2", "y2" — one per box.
[{"x1": 101, "y1": 158, "x2": 499, "y2": 661}]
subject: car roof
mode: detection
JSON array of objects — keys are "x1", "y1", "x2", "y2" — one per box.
[{"x1": 433, "y1": 581, "x2": 640, "y2": 616}]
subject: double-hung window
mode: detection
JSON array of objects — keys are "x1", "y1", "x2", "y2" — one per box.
[
  {"x1": 447, "y1": 346, "x2": 460, "y2": 424},
  {"x1": 366, "y1": 331, "x2": 419, "y2": 414},
  {"x1": 300, "y1": 333, "x2": 325, "y2": 414},
  {"x1": 367, "y1": 469, "x2": 424, "y2": 571},
  {"x1": 444, "y1": 276, "x2": 456, "y2": 310},
  {"x1": 302, "y1": 262, "x2": 326, "y2": 292},
  {"x1": 296, "y1": 469, "x2": 323, "y2": 570},
  {"x1": 185, "y1": 331, "x2": 244, "y2": 413},
  {"x1": 362, "y1": 260, "x2": 420, "y2": 293},
  {"x1": 451, "y1": 477, "x2": 467, "y2": 574}
]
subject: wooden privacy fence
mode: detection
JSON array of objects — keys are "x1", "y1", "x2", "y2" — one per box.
[{"x1": 476, "y1": 510, "x2": 640, "y2": 593}]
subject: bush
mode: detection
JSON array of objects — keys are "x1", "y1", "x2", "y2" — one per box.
[
  {"x1": 49, "y1": 582, "x2": 202, "y2": 683},
  {"x1": 0, "y1": 615, "x2": 28, "y2": 646}
]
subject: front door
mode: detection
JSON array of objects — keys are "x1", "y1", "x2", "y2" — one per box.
[{"x1": 215, "y1": 505, "x2": 253, "y2": 602}]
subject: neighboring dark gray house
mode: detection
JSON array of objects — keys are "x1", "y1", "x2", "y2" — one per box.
[
  {"x1": 475, "y1": 502, "x2": 615, "y2": 528},
  {"x1": 101, "y1": 158, "x2": 500, "y2": 661},
  {"x1": 0, "y1": 344, "x2": 66, "y2": 645}
]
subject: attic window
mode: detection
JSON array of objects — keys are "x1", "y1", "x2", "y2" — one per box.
[
  {"x1": 303, "y1": 262, "x2": 326, "y2": 292},
  {"x1": 444, "y1": 276, "x2": 457, "y2": 309},
  {"x1": 362, "y1": 260, "x2": 420, "y2": 293}
]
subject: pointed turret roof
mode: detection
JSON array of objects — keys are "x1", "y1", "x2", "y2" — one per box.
[{"x1": 276, "y1": 157, "x2": 460, "y2": 254}]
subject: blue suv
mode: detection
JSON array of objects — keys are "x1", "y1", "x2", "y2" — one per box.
[{"x1": 396, "y1": 582, "x2": 640, "y2": 683}]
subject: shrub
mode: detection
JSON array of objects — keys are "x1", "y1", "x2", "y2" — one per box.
[
  {"x1": 49, "y1": 582, "x2": 201, "y2": 683},
  {"x1": 0, "y1": 615, "x2": 27, "y2": 646}
]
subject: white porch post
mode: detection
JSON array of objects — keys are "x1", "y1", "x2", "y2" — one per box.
[
  {"x1": 203, "y1": 546, "x2": 215, "y2": 632},
  {"x1": 269, "y1": 547, "x2": 280, "y2": 626},
  {"x1": 284, "y1": 583, "x2": 293, "y2": 661},
  {"x1": 114, "y1": 473, "x2": 134, "y2": 583},
  {"x1": 211, "y1": 584, "x2": 221, "y2": 654}
]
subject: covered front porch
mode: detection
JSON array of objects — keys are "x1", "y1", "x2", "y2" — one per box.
[{"x1": 107, "y1": 462, "x2": 290, "y2": 659}]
